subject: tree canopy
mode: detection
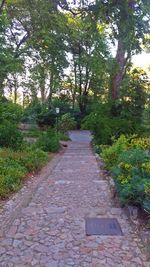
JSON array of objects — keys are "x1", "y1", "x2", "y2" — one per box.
[{"x1": 0, "y1": 0, "x2": 149, "y2": 114}]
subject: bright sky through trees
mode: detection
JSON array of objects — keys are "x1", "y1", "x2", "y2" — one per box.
[{"x1": 132, "y1": 52, "x2": 150, "y2": 69}]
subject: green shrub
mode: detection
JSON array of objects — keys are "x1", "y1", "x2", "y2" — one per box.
[
  {"x1": 23, "y1": 127, "x2": 41, "y2": 138},
  {"x1": 23, "y1": 146, "x2": 48, "y2": 170},
  {"x1": 0, "y1": 122, "x2": 23, "y2": 150},
  {"x1": 52, "y1": 97, "x2": 71, "y2": 114},
  {"x1": 0, "y1": 147, "x2": 48, "y2": 198},
  {"x1": 58, "y1": 132, "x2": 70, "y2": 141},
  {"x1": 36, "y1": 111, "x2": 56, "y2": 127},
  {"x1": 0, "y1": 101, "x2": 23, "y2": 124},
  {"x1": 82, "y1": 112, "x2": 137, "y2": 145},
  {"x1": 37, "y1": 128, "x2": 60, "y2": 152},
  {"x1": 0, "y1": 156, "x2": 27, "y2": 197},
  {"x1": 100, "y1": 135, "x2": 129, "y2": 169},
  {"x1": 0, "y1": 147, "x2": 48, "y2": 172},
  {"x1": 82, "y1": 103, "x2": 142, "y2": 145},
  {"x1": 112, "y1": 149, "x2": 150, "y2": 209},
  {"x1": 57, "y1": 113, "x2": 76, "y2": 133},
  {"x1": 22, "y1": 101, "x2": 57, "y2": 126},
  {"x1": 100, "y1": 135, "x2": 150, "y2": 212}
]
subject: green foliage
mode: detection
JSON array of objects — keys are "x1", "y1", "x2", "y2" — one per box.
[
  {"x1": 22, "y1": 146, "x2": 49, "y2": 171},
  {"x1": 82, "y1": 111, "x2": 111, "y2": 144},
  {"x1": 52, "y1": 97, "x2": 71, "y2": 114},
  {"x1": 57, "y1": 132, "x2": 70, "y2": 141},
  {"x1": 37, "y1": 128, "x2": 60, "y2": 152},
  {"x1": 82, "y1": 104, "x2": 138, "y2": 144},
  {"x1": 0, "y1": 121, "x2": 23, "y2": 150},
  {"x1": 57, "y1": 113, "x2": 76, "y2": 133},
  {"x1": 0, "y1": 101, "x2": 23, "y2": 124},
  {"x1": 120, "y1": 68, "x2": 147, "y2": 123},
  {"x1": 112, "y1": 148, "x2": 150, "y2": 210},
  {"x1": 23, "y1": 101, "x2": 57, "y2": 126},
  {"x1": 100, "y1": 135, "x2": 150, "y2": 212},
  {"x1": 22, "y1": 127, "x2": 41, "y2": 138},
  {"x1": 0, "y1": 11, "x2": 23, "y2": 93},
  {"x1": 22, "y1": 101, "x2": 42, "y2": 123},
  {"x1": 0, "y1": 146, "x2": 48, "y2": 198},
  {"x1": 67, "y1": 12, "x2": 110, "y2": 113},
  {"x1": 100, "y1": 135, "x2": 129, "y2": 169},
  {"x1": 36, "y1": 110, "x2": 56, "y2": 127}
]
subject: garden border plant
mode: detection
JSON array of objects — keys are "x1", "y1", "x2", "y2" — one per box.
[
  {"x1": 100, "y1": 135, "x2": 150, "y2": 223},
  {"x1": 0, "y1": 146, "x2": 49, "y2": 198}
]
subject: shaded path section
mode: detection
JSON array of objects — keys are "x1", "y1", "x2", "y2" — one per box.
[{"x1": 0, "y1": 131, "x2": 149, "y2": 267}]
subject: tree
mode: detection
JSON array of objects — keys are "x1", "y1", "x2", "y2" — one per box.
[
  {"x1": 0, "y1": 10, "x2": 23, "y2": 96},
  {"x1": 3, "y1": 0, "x2": 68, "y2": 104},
  {"x1": 120, "y1": 67, "x2": 148, "y2": 123},
  {"x1": 91, "y1": 0, "x2": 150, "y2": 101},
  {"x1": 66, "y1": 11, "x2": 110, "y2": 114}
]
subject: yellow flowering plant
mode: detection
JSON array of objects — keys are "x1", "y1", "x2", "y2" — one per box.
[{"x1": 100, "y1": 135, "x2": 150, "y2": 212}]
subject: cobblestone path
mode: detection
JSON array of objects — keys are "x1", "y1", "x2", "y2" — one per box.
[{"x1": 0, "y1": 131, "x2": 149, "y2": 267}]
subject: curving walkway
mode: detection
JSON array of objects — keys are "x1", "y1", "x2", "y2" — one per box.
[{"x1": 0, "y1": 131, "x2": 149, "y2": 267}]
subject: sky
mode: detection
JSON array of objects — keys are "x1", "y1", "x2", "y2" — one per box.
[{"x1": 132, "y1": 52, "x2": 150, "y2": 70}]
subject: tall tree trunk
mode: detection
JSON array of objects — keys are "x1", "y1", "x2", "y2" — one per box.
[
  {"x1": 78, "y1": 44, "x2": 82, "y2": 97},
  {"x1": 111, "y1": 38, "x2": 127, "y2": 100},
  {"x1": 40, "y1": 85, "x2": 45, "y2": 103},
  {"x1": 78, "y1": 43, "x2": 85, "y2": 114},
  {"x1": 0, "y1": 80, "x2": 4, "y2": 97},
  {"x1": 47, "y1": 72, "x2": 54, "y2": 108},
  {"x1": 14, "y1": 75, "x2": 17, "y2": 103},
  {"x1": 73, "y1": 61, "x2": 77, "y2": 110}
]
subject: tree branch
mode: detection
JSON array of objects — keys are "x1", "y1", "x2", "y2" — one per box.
[
  {"x1": 16, "y1": 32, "x2": 30, "y2": 50},
  {"x1": 0, "y1": 0, "x2": 6, "y2": 14}
]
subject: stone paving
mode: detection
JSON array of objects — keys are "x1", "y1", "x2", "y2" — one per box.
[{"x1": 0, "y1": 130, "x2": 149, "y2": 267}]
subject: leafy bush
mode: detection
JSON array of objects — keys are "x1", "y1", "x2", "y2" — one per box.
[
  {"x1": 0, "y1": 122, "x2": 23, "y2": 150},
  {"x1": 0, "y1": 147, "x2": 48, "y2": 198},
  {"x1": 37, "y1": 128, "x2": 60, "y2": 152},
  {"x1": 22, "y1": 127, "x2": 41, "y2": 138},
  {"x1": 82, "y1": 102, "x2": 144, "y2": 145},
  {"x1": 82, "y1": 109, "x2": 138, "y2": 145},
  {"x1": 100, "y1": 135, "x2": 150, "y2": 212},
  {"x1": 112, "y1": 149, "x2": 150, "y2": 209},
  {"x1": 36, "y1": 110, "x2": 56, "y2": 127},
  {"x1": 58, "y1": 132, "x2": 70, "y2": 141},
  {"x1": 100, "y1": 135, "x2": 129, "y2": 169},
  {"x1": 71, "y1": 111, "x2": 84, "y2": 129},
  {"x1": 130, "y1": 136, "x2": 150, "y2": 150},
  {"x1": 11, "y1": 147, "x2": 48, "y2": 171},
  {"x1": 52, "y1": 97, "x2": 71, "y2": 114},
  {"x1": 0, "y1": 101, "x2": 23, "y2": 124},
  {"x1": 57, "y1": 113, "x2": 76, "y2": 133},
  {"x1": 23, "y1": 148, "x2": 48, "y2": 171},
  {"x1": 22, "y1": 101, "x2": 57, "y2": 126}
]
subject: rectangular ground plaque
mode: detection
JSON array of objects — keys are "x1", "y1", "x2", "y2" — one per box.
[{"x1": 85, "y1": 218, "x2": 123, "y2": 236}]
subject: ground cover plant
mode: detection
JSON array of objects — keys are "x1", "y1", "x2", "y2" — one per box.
[
  {"x1": 100, "y1": 135, "x2": 150, "y2": 215},
  {"x1": 0, "y1": 146, "x2": 48, "y2": 198},
  {"x1": 36, "y1": 128, "x2": 60, "y2": 152},
  {"x1": 0, "y1": 123, "x2": 65, "y2": 198},
  {"x1": 0, "y1": 101, "x2": 62, "y2": 198},
  {"x1": 0, "y1": 121, "x2": 23, "y2": 150}
]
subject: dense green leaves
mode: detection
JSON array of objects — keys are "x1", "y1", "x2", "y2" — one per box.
[{"x1": 100, "y1": 135, "x2": 150, "y2": 212}]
